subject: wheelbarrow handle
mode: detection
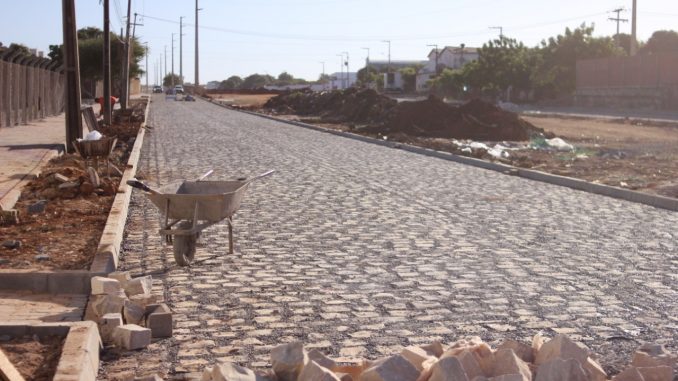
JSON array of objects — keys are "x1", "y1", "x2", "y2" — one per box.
[
  {"x1": 196, "y1": 169, "x2": 213, "y2": 181},
  {"x1": 126, "y1": 179, "x2": 160, "y2": 194},
  {"x1": 247, "y1": 170, "x2": 275, "y2": 183}
]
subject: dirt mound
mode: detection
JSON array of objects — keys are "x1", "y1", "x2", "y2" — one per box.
[
  {"x1": 265, "y1": 91, "x2": 542, "y2": 141},
  {"x1": 264, "y1": 88, "x2": 397, "y2": 124},
  {"x1": 373, "y1": 97, "x2": 542, "y2": 141}
]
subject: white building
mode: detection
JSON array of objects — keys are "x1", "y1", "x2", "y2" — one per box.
[
  {"x1": 416, "y1": 46, "x2": 479, "y2": 92},
  {"x1": 329, "y1": 72, "x2": 357, "y2": 90}
]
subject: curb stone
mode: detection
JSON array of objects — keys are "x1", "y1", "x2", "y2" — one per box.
[{"x1": 205, "y1": 98, "x2": 678, "y2": 212}]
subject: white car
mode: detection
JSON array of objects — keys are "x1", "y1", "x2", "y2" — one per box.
[{"x1": 174, "y1": 85, "x2": 184, "y2": 94}]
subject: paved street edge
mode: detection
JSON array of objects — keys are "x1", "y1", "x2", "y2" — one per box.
[{"x1": 208, "y1": 98, "x2": 678, "y2": 212}]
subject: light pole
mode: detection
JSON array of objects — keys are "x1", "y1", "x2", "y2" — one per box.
[
  {"x1": 382, "y1": 40, "x2": 391, "y2": 89},
  {"x1": 164, "y1": 45, "x2": 167, "y2": 87},
  {"x1": 171, "y1": 33, "x2": 176, "y2": 87},
  {"x1": 319, "y1": 61, "x2": 326, "y2": 90},
  {"x1": 179, "y1": 16, "x2": 185, "y2": 83},
  {"x1": 195, "y1": 0, "x2": 202, "y2": 86},
  {"x1": 427, "y1": 44, "x2": 439, "y2": 74},
  {"x1": 630, "y1": 0, "x2": 637, "y2": 55},
  {"x1": 362, "y1": 47, "x2": 370, "y2": 65},
  {"x1": 144, "y1": 42, "x2": 149, "y2": 92},
  {"x1": 336, "y1": 54, "x2": 344, "y2": 89}
]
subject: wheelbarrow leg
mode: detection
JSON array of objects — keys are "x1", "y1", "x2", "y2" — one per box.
[{"x1": 228, "y1": 217, "x2": 233, "y2": 254}]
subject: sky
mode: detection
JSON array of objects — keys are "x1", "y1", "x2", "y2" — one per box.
[{"x1": 1, "y1": 0, "x2": 677, "y2": 85}]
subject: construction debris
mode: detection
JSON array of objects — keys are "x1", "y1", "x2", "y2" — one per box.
[
  {"x1": 197, "y1": 335, "x2": 675, "y2": 381},
  {"x1": 87, "y1": 272, "x2": 174, "y2": 349}
]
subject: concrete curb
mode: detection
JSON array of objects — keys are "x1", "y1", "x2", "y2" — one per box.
[
  {"x1": 0, "y1": 321, "x2": 101, "y2": 381},
  {"x1": 91, "y1": 98, "x2": 151, "y2": 273},
  {"x1": 207, "y1": 99, "x2": 678, "y2": 212},
  {"x1": 0, "y1": 269, "x2": 95, "y2": 294}
]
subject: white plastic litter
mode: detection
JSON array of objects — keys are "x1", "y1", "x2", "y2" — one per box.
[
  {"x1": 469, "y1": 142, "x2": 489, "y2": 150},
  {"x1": 85, "y1": 130, "x2": 103, "y2": 141},
  {"x1": 545, "y1": 137, "x2": 574, "y2": 151},
  {"x1": 488, "y1": 144, "x2": 511, "y2": 159}
]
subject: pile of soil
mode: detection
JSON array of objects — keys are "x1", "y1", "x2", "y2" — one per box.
[
  {"x1": 264, "y1": 90, "x2": 543, "y2": 141},
  {"x1": 0, "y1": 335, "x2": 65, "y2": 380},
  {"x1": 264, "y1": 88, "x2": 397, "y2": 124}
]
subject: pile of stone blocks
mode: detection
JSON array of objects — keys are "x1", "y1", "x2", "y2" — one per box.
[
  {"x1": 197, "y1": 334, "x2": 675, "y2": 381},
  {"x1": 87, "y1": 271, "x2": 172, "y2": 350}
]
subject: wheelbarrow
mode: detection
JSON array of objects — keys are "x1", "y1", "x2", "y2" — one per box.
[{"x1": 126, "y1": 170, "x2": 274, "y2": 266}]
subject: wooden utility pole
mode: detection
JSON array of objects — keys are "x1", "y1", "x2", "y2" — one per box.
[
  {"x1": 609, "y1": 8, "x2": 628, "y2": 48},
  {"x1": 180, "y1": 16, "x2": 184, "y2": 83},
  {"x1": 103, "y1": 0, "x2": 112, "y2": 125},
  {"x1": 62, "y1": 0, "x2": 82, "y2": 152},
  {"x1": 120, "y1": 0, "x2": 132, "y2": 110},
  {"x1": 630, "y1": 0, "x2": 638, "y2": 55},
  {"x1": 171, "y1": 33, "x2": 176, "y2": 87}
]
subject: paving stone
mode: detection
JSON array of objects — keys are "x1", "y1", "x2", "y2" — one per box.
[
  {"x1": 146, "y1": 303, "x2": 173, "y2": 338},
  {"x1": 298, "y1": 360, "x2": 340, "y2": 381},
  {"x1": 212, "y1": 362, "x2": 257, "y2": 381},
  {"x1": 113, "y1": 324, "x2": 152, "y2": 350},
  {"x1": 362, "y1": 355, "x2": 420, "y2": 381},
  {"x1": 125, "y1": 276, "x2": 152, "y2": 297},
  {"x1": 534, "y1": 358, "x2": 587, "y2": 381},
  {"x1": 429, "y1": 356, "x2": 470, "y2": 381},
  {"x1": 271, "y1": 342, "x2": 308, "y2": 381},
  {"x1": 91, "y1": 276, "x2": 123, "y2": 296},
  {"x1": 100, "y1": 312, "x2": 124, "y2": 344}
]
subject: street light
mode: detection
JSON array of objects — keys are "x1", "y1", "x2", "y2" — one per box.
[{"x1": 489, "y1": 26, "x2": 503, "y2": 40}]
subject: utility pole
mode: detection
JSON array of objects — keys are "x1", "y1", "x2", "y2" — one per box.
[
  {"x1": 62, "y1": 0, "x2": 82, "y2": 152},
  {"x1": 362, "y1": 47, "x2": 370, "y2": 65},
  {"x1": 195, "y1": 0, "x2": 201, "y2": 86},
  {"x1": 427, "y1": 44, "x2": 439, "y2": 74},
  {"x1": 179, "y1": 16, "x2": 184, "y2": 83},
  {"x1": 609, "y1": 8, "x2": 628, "y2": 47},
  {"x1": 490, "y1": 26, "x2": 503, "y2": 40},
  {"x1": 342, "y1": 51, "x2": 349, "y2": 88},
  {"x1": 630, "y1": 0, "x2": 638, "y2": 55},
  {"x1": 336, "y1": 54, "x2": 344, "y2": 89},
  {"x1": 164, "y1": 45, "x2": 167, "y2": 86},
  {"x1": 319, "y1": 61, "x2": 326, "y2": 90},
  {"x1": 144, "y1": 42, "x2": 149, "y2": 92},
  {"x1": 120, "y1": 0, "x2": 132, "y2": 111},
  {"x1": 382, "y1": 40, "x2": 391, "y2": 89},
  {"x1": 102, "y1": 0, "x2": 112, "y2": 125},
  {"x1": 171, "y1": 33, "x2": 176, "y2": 87}
]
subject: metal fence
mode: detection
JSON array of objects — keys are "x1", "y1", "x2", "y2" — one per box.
[{"x1": 0, "y1": 51, "x2": 65, "y2": 128}]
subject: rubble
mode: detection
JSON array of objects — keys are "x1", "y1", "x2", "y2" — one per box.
[
  {"x1": 124, "y1": 275, "x2": 152, "y2": 297},
  {"x1": 91, "y1": 276, "x2": 123, "y2": 295},
  {"x1": 193, "y1": 335, "x2": 674, "y2": 381},
  {"x1": 145, "y1": 303, "x2": 173, "y2": 338},
  {"x1": 113, "y1": 324, "x2": 151, "y2": 350}
]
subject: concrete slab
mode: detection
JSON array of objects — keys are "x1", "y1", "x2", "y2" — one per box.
[{"x1": 0, "y1": 292, "x2": 87, "y2": 323}]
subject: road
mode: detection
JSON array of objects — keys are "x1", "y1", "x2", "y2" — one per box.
[{"x1": 100, "y1": 95, "x2": 678, "y2": 378}]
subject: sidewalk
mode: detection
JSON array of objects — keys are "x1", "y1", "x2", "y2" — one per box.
[{"x1": 0, "y1": 113, "x2": 85, "y2": 211}]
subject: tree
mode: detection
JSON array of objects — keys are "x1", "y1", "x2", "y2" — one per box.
[
  {"x1": 532, "y1": 24, "x2": 621, "y2": 98},
  {"x1": 241, "y1": 73, "x2": 274, "y2": 89},
  {"x1": 399, "y1": 66, "x2": 420, "y2": 93},
  {"x1": 640, "y1": 30, "x2": 678, "y2": 54},
  {"x1": 7, "y1": 43, "x2": 31, "y2": 56},
  {"x1": 614, "y1": 33, "x2": 639, "y2": 55},
  {"x1": 219, "y1": 75, "x2": 243, "y2": 90},
  {"x1": 277, "y1": 71, "x2": 294, "y2": 85},
  {"x1": 163, "y1": 73, "x2": 182, "y2": 87},
  {"x1": 317, "y1": 73, "x2": 331, "y2": 83}
]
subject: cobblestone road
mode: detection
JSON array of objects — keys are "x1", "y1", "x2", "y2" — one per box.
[{"x1": 100, "y1": 96, "x2": 678, "y2": 379}]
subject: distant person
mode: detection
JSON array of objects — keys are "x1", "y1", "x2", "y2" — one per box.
[{"x1": 95, "y1": 96, "x2": 118, "y2": 116}]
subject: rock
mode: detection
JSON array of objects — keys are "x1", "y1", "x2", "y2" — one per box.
[
  {"x1": 91, "y1": 294, "x2": 127, "y2": 319},
  {"x1": 1, "y1": 240, "x2": 21, "y2": 249},
  {"x1": 401, "y1": 345, "x2": 437, "y2": 371},
  {"x1": 129, "y1": 294, "x2": 158, "y2": 309},
  {"x1": 497, "y1": 340, "x2": 534, "y2": 363},
  {"x1": 271, "y1": 342, "x2": 308, "y2": 381},
  {"x1": 441, "y1": 338, "x2": 494, "y2": 375},
  {"x1": 124, "y1": 276, "x2": 152, "y2": 297},
  {"x1": 27, "y1": 200, "x2": 48, "y2": 214},
  {"x1": 612, "y1": 367, "x2": 644, "y2": 381},
  {"x1": 80, "y1": 181, "x2": 95, "y2": 196},
  {"x1": 123, "y1": 299, "x2": 146, "y2": 325},
  {"x1": 146, "y1": 303, "x2": 172, "y2": 338},
  {"x1": 308, "y1": 348, "x2": 337, "y2": 370},
  {"x1": 58, "y1": 181, "x2": 80, "y2": 189},
  {"x1": 87, "y1": 167, "x2": 101, "y2": 187},
  {"x1": 34, "y1": 254, "x2": 50, "y2": 261},
  {"x1": 54, "y1": 173, "x2": 71, "y2": 183},
  {"x1": 534, "y1": 334, "x2": 588, "y2": 366},
  {"x1": 632, "y1": 344, "x2": 676, "y2": 369},
  {"x1": 429, "y1": 356, "x2": 470, "y2": 381},
  {"x1": 584, "y1": 358, "x2": 607, "y2": 381},
  {"x1": 212, "y1": 362, "x2": 257, "y2": 381},
  {"x1": 39, "y1": 187, "x2": 59, "y2": 200},
  {"x1": 421, "y1": 341, "x2": 445, "y2": 358},
  {"x1": 299, "y1": 360, "x2": 340, "y2": 381},
  {"x1": 456, "y1": 350, "x2": 485, "y2": 380},
  {"x1": 638, "y1": 366, "x2": 672, "y2": 381},
  {"x1": 108, "y1": 271, "x2": 132, "y2": 287},
  {"x1": 134, "y1": 375, "x2": 163, "y2": 381},
  {"x1": 362, "y1": 355, "x2": 420, "y2": 381},
  {"x1": 535, "y1": 358, "x2": 587, "y2": 381},
  {"x1": 91, "y1": 276, "x2": 123, "y2": 295},
  {"x1": 493, "y1": 349, "x2": 531, "y2": 381},
  {"x1": 201, "y1": 367, "x2": 213, "y2": 381},
  {"x1": 113, "y1": 324, "x2": 151, "y2": 350},
  {"x1": 99, "y1": 312, "x2": 123, "y2": 344}
]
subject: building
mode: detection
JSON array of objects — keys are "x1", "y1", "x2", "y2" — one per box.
[
  {"x1": 206, "y1": 81, "x2": 221, "y2": 90},
  {"x1": 329, "y1": 72, "x2": 357, "y2": 90},
  {"x1": 415, "y1": 46, "x2": 479, "y2": 92},
  {"x1": 366, "y1": 60, "x2": 426, "y2": 91}
]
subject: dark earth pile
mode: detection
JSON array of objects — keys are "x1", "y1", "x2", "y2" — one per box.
[{"x1": 264, "y1": 90, "x2": 544, "y2": 141}]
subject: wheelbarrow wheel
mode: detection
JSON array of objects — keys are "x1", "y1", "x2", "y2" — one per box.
[{"x1": 173, "y1": 221, "x2": 197, "y2": 266}]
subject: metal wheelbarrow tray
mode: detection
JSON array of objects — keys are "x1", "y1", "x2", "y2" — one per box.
[{"x1": 130, "y1": 170, "x2": 274, "y2": 266}]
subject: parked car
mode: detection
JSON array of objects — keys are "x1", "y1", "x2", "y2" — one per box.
[
  {"x1": 152, "y1": 85, "x2": 163, "y2": 93},
  {"x1": 174, "y1": 85, "x2": 184, "y2": 94}
]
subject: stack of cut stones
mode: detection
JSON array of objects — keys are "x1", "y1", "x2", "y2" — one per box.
[
  {"x1": 196, "y1": 334, "x2": 675, "y2": 381},
  {"x1": 87, "y1": 271, "x2": 172, "y2": 350}
]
